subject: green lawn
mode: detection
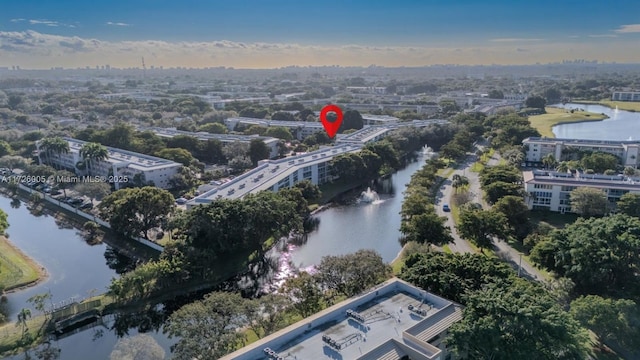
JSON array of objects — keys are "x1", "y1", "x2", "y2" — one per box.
[
  {"x1": 529, "y1": 210, "x2": 578, "y2": 230},
  {"x1": 0, "y1": 236, "x2": 42, "y2": 291},
  {"x1": 528, "y1": 107, "x2": 608, "y2": 138}
]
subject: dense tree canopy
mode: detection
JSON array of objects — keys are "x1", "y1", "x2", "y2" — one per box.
[
  {"x1": 530, "y1": 214, "x2": 640, "y2": 296},
  {"x1": 400, "y1": 252, "x2": 515, "y2": 303},
  {"x1": 569, "y1": 187, "x2": 608, "y2": 217},
  {"x1": 617, "y1": 192, "x2": 640, "y2": 217},
  {"x1": 457, "y1": 207, "x2": 509, "y2": 251},
  {"x1": 315, "y1": 250, "x2": 391, "y2": 299},
  {"x1": 448, "y1": 279, "x2": 588, "y2": 360},
  {"x1": 99, "y1": 187, "x2": 175, "y2": 240}
]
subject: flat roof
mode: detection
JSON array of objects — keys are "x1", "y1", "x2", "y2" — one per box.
[
  {"x1": 222, "y1": 279, "x2": 462, "y2": 360},
  {"x1": 191, "y1": 144, "x2": 362, "y2": 203},
  {"x1": 65, "y1": 137, "x2": 181, "y2": 170},
  {"x1": 524, "y1": 170, "x2": 640, "y2": 191},
  {"x1": 143, "y1": 126, "x2": 280, "y2": 144},
  {"x1": 523, "y1": 137, "x2": 640, "y2": 146}
]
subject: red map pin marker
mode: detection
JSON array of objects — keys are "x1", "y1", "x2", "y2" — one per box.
[{"x1": 319, "y1": 104, "x2": 343, "y2": 139}]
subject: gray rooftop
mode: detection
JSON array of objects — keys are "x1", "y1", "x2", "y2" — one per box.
[{"x1": 223, "y1": 279, "x2": 462, "y2": 360}]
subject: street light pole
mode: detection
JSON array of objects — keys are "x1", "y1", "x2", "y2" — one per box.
[{"x1": 518, "y1": 253, "x2": 523, "y2": 277}]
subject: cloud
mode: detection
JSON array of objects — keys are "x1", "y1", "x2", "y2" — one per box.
[
  {"x1": 1, "y1": 30, "x2": 639, "y2": 69},
  {"x1": 588, "y1": 34, "x2": 618, "y2": 38},
  {"x1": 10, "y1": 18, "x2": 25, "y2": 23},
  {"x1": 106, "y1": 22, "x2": 131, "y2": 27},
  {"x1": 489, "y1": 38, "x2": 544, "y2": 42},
  {"x1": 29, "y1": 19, "x2": 60, "y2": 27},
  {"x1": 615, "y1": 24, "x2": 640, "y2": 33}
]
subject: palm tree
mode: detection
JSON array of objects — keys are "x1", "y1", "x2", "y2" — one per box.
[
  {"x1": 38, "y1": 137, "x2": 69, "y2": 169},
  {"x1": 79, "y1": 142, "x2": 108, "y2": 176},
  {"x1": 16, "y1": 308, "x2": 31, "y2": 334},
  {"x1": 541, "y1": 153, "x2": 557, "y2": 170},
  {"x1": 452, "y1": 174, "x2": 470, "y2": 193},
  {"x1": 48, "y1": 137, "x2": 70, "y2": 170},
  {"x1": 556, "y1": 161, "x2": 569, "y2": 173}
]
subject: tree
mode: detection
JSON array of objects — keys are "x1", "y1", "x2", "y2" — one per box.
[
  {"x1": 8, "y1": 94, "x2": 23, "y2": 110},
  {"x1": 580, "y1": 152, "x2": 619, "y2": 174},
  {"x1": 16, "y1": 308, "x2": 31, "y2": 334},
  {"x1": 74, "y1": 181, "x2": 111, "y2": 205},
  {"x1": 531, "y1": 214, "x2": 640, "y2": 296},
  {"x1": 110, "y1": 334, "x2": 165, "y2": 360},
  {"x1": 484, "y1": 181, "x2": 523, "y2": 204},
  {"x1": 451, "y1": 174, "x2": 469, "y2": 193},
  {"x1": 51, "y1": 170, "x2": 75, "y2": 199},
  {"x1": 488, "y1": 89, "x2": 504, "y2": 99},
  {"x1": 570, "y1": 295, "x2": 640, "y2": 352},
  {"x1": 541, "y1": 153, "x2": 557, "y2": 169},
  {"x1": 197, "y1": 122, "x2": 227, "y2": 134},
  {"x1": 83, "y1": 221, "x2": 101, "y2": 241},
  {"x1": 569, "y1": 187, "x2": 608, "y2": 217},
  {"x1": 315, "y1": 250, "x2": 391, "y2": 299},
  {"x1": 0, "y1": 140, "x2": 12, "y2": 157},
  {"x1": 457, "y1": 208, "x2": 509, "y2": 252},
  {"x1": 246, "y1": 294, "x2": 291, "y2": 339},
  {"x1": 0, "y1": 155, "x2": 30, "y2": 171},
  {"x1": 99, "y1": 187, "x2": 175, "y2": 239},
  {"x1": 264, "y1": 126, "x2": 293, "y2": 141},
  {"x1": 293, "y1": 180, "x2": 322, "y2": 201},
  {"x1": 448, "y1": 279, "x2": 588, "y2": 360},
  {"x1": 525, "y1": 95, "x2": 546, "y2": 110},
  {"x1": 248, "y1": 139, "x2": 270, "y2": 166},
  {"x1": 341, "y1": 109, "x2": 364, "y2": 131},
  {"x1": 479, "y1": 164, "x2": 521, "y2": 187},
  {"x1": 280, "y1": 271, "x2": 324, "y2": 317},
  {"x1": 400, "y1": 208, "x2": 453, "y2": 246},
  {"x1": 27, "y1": 292, "x2": 51, "y2": 319},
  {"x1": 617, "y1": 192, "x2": 640, "y2": 217},
  {"x1": 166, "y1": 292, "x2": 249, "y2": 360},
  {"x1": 400, "y1": 252, "x2": 514, "y2": 303},
  {"x1": 79, "y1": 142, "x2": 108, "y2": 175},
  {"x1": 0, "y1": 208, "x2": 7, "y2": 235},
  {"x1": 493, "y1": 195, "x2": 530, "y2": 240},
  {"x1": 154, "y1": 148, "x2": 194, "y2": 166},
  {"x1": 40, "y1": 137, "x2": 69, "y2": 165}
]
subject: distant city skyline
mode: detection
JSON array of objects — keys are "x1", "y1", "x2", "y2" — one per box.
[{"x1": 1, "y1": 0, "x2": 640, "y2": 69}]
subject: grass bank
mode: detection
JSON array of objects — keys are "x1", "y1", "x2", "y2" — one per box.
[
  {"x1": 574, "y1": 99, "x2": 640, "y2": 112},
  {"x1": 0, "y1": 236, "x2": 45, "y2": 292},
  {"x1": 528, "y1": 107, "x2": 608, "y2": 138}
]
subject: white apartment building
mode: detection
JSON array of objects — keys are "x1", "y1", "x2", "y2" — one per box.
[
  {"x1": 188, "y1": 144, "x2": 361, "y2": 207},
  {"x1": 37, "y1": 138, "x2": 182, "y2": 189},
  {"x1": 522, "y1": 137, "x2": 640, "y2": 168},
  {"x1": 361, "y1": 114, "x2": 400, "y2": 125},
  {"x1": 611, "y1": 91, "x2": 640, "y2": 102},
  {"x1": 523, "y1": 170, "x2": 640, "y2": 213}
]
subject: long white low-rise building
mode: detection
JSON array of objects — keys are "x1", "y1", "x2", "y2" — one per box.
[
  {"x1": 523, "y1": 169, "x2": 640, "y2": 213},
  {"x1": 224, "y1": 117, "x2": 325, "y2": 140},
  {"x1": 144, "y1": 127, "x2": 281, "y2": 159},
  {"x1": 522, "y1": 137, "x2": 640, "y2": 168},
  {"x1": 37, "y1": 137, "x2": 182, "y2": 189},
  {"x1": 187, "y1": 143, "x2": 361, "y2": 207},
  {"x1": 188, "y1": 120, "x2": 449, "y2": 207}
]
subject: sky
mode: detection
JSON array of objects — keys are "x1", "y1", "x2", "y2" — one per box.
[{"x1": 1, "y1": 0, "x2": 640, "y2": 69}]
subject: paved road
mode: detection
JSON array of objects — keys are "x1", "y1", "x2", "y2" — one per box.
[
  {"x1": 436, "y1": 145, "x2": 548, "y2": 282},
  {"x1": 434, "y1": 154, "x2": 475, "y2": 254}
]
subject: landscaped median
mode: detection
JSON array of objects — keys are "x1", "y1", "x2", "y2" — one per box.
[
  {"x1": 528, "y1": 107, "x2": 608, "y2": 138},
  {"x1": 0, "y1": 236, "x2": 45, "y2": 292}
]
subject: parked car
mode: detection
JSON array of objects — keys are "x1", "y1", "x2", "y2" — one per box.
[
  {"x1": 79, "y1": 202, "x2": 93, "y2": 210},
  {"x1": 66, "y1": 198, "x2": 84, "y2": 205},
  {"x1": 442, "y1": 204, "x2": 450, "y2": 212}
]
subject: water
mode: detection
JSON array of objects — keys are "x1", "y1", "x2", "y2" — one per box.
[
  {"x1": 552, "y1": 103, "x2": 640, "y2": 140},
  {"x1": 286, "y1": 156, "x2": 427, "y2": 269},
  {"x1": 359, "y1": 187, "x2": 381, "y2": 204},
  {"x1": 0, "y1": 197, "x2": 175, "y2": 359}
]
